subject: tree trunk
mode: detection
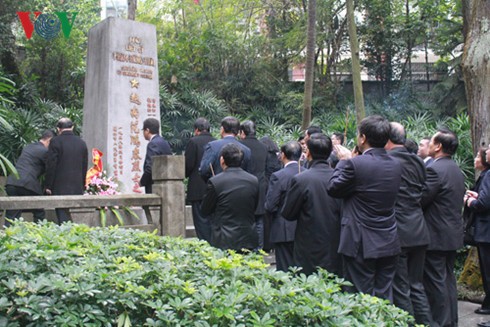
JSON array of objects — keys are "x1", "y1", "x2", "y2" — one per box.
[
  {"x1": 462, "y1": 0, "x2": 490, "y2": 153},
  {"x1": 128, "y1": 0, "x2": 137, "y2": 20},
  {"x1": 346, "y1": 0, "x2": 365, "y2": 125},
  {"x1": 302, "y1": 0, "x2": 316, "y2": 130}
]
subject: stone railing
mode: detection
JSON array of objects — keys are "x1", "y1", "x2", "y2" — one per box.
[{"x1": 0, "y1": 156, "x2": 185, "y2": 237}]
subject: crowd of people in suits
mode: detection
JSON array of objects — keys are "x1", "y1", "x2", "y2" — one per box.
[
  {"x1": 6, "y1": 114, "x2": 490, "y2": 327},
  {"x1": 185, "y1": 114, "x2": 490, "y2": 327}
]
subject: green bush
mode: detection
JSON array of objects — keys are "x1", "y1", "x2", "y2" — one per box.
[{"x1": 0, "y1": 221, "x2": 414, "y2": 326}]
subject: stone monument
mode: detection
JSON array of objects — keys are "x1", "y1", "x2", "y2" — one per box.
[{"x1": 83, "y1": 17, "x2": 160, "y2": 193}]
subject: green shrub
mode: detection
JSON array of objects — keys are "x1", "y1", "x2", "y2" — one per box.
[{"x1": 0, "y1": 221, "x2": 414, "y2": 326}]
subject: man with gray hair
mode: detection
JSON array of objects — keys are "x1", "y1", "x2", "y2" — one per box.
[
  {"x1": 385, "y1": 122, "x2": 432, "y2": 325},
  {"x1": 45, "y1": 118, "x2": 88, "y2": 224}
]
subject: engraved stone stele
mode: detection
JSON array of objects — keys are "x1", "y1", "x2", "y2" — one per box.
[{"x1": 83, "y1": 17, "x2": 160, "y2": 194}]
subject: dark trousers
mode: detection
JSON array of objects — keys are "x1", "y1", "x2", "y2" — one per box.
[
  {"x1": 477, "y1": 243, "x2": 490, "y2": 309},
  {"x1": 5, "y1": 185, "x2": 45, "y2": 226},
  {"x1": 55, "y1": 208, "x2": 71, "y2": 224},
  {"x1": 274, "y1": 241, "x2": 294, "y2": 272},
  {"x1": 393, "y1": 245, "x2": 432, "y2": 326},
  {"x1": 255, "y1": 214, "x2": 264, "y2": 249},
  {"x1": 343, "y1": 254, "x2": 398, "y2": 302},
  {"x1": 191, "y1": 201, "x2": 211, "y2": 242},
  {"x1": 263, "y1": 212, "x2": 274, "y2": 252},
  {"x1": 424, "y1": 250, "x2": 458, "y2": 327}
]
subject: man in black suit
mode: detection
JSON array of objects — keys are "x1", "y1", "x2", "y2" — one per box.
[
  {"x1": 282, "y1": 134, "x2": 342, "y2": 276},
  {"x1": 201, "y1": 143, "x2": 259, "y2": 251},
  {"x1": 199, "y1": 116, "x2": 251, "y2": 183},
  {"x1": 385, "y1": 122, "x2": 432, "y2": 325},
  {"x1": 140, "y1": 118, "x2": 172, "y2": 193},
  {"x1": 422, "y1": 128, "x2": 465, "y2": 327},
  {"x1": 185, "y1": 118, "x2": 215, "y2": 242},
  {"x1": 5, "y1": 130, "x2": 54, "y2": 224},
  {"x1": 265, "y1": 141, "x2": 305, "y2": 271},
  {"x1": 327, "y1": 115, "x2": 401, "y2": 302},
  {"x1": 45, "y1": 118, "x2": 88, "y2": 224},
  {"x1": 239, "y1": 120, "x2": 268, "y2": 249}
]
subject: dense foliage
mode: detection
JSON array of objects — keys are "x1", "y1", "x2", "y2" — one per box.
[{"x1": 0, "y1": 221, "x2": 415, "y2": 326}]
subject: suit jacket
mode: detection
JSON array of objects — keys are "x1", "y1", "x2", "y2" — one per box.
[
  {"x1": 388, "y1": 147, "x2": 430, "y2": 248},
  {"x1": 185, "y1": 132, "x2": 215, "y2": 202},
  {"x1": 265, "y1": 161, "x2": 305, "y2": 243},
  {"x1": 140, "y1": 134, "x2": 172, "y2": 193},
  {"x1": 240, "y1": 136, "x2": 268, "y2": 215},
  {"x1": 422, "y1": 156, "x2": 465, "y2": 251},
  {"x1": 468, "y1": 170, "x2": 490, "y2": 243},
  {"x1": 201, "y1": 167, "x2": 259, "y2": 251},
  {"x1": 199, "y1": 136, "x2": 251, "y2": 182},
  {"x1": 282, "y1": 160, "x2": 342, "y2": 276},
  {"x1": 45, "y1": 131, "x2": 88, "y2": 195},
  {"x1": 327, "y1": 147, "x2": 402, "y2": 259},
  {"x1": 6, "y1": 142, "x2": 48, "y2": 194}
]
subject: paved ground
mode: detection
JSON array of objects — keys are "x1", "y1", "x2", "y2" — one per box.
[{"x1": 459, "y1": 300, "x2": 488, "y2": 327}]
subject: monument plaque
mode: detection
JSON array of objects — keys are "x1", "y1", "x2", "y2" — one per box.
[{"x1": 83, "y1": 17, "x2": 160, "y2": 193}]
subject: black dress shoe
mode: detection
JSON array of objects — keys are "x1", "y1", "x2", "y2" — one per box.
[
  {"x1": 477, "y1": 321, "x2": 490, "y2": 327},
  {"x1": 475, "y1": 307, "x2": 490, "y2": 315}
]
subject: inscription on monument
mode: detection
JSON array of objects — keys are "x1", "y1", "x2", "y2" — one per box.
[{"x1": 83, "y1": 18, "x2": 160, "y2": 193}]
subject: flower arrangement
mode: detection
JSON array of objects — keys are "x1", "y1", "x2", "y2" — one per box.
[
  {"x1": 84, "y1": 171, "x2": 139, "y2": 226},
  {"x1": 85, "y1": 171, "x2": 119, "y2": 196}
]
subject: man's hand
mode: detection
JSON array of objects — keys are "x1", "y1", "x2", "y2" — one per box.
[
  {"x1": 334, "y1": 145, "x2": 352, "y2": 160},
  {"x1": 45, "y1": 189, "x2": 52, "y2": 195}
]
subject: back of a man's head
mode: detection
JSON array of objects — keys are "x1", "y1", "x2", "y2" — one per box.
[
  {"x1": 41, "y1": 129, "x2": 55, "y2": 140},
  {"x1": 388, "y1": 122, "x2": 406, "y2": 145},
  {"x1": 359, "y1": 115, "x2": 390, "y2": 148},
  {"x1": 56, "y1": 118, "x2": 73, "y2": 130},
  {"x1": 194, "y1": 117, "x2": 210, "y2": 132},
  {"x1": 281, "y1": 141, "x2": 302, "y2": 161},
  {"x1": 143, "y1": 118, "x2": 160, "y2": 134},
  {"x1": 220, "y1": 143, "x2": 244, "y2": 167},
  {"x1": 433, "y1": 127, "x2": 459, "y2": 156},
  {"x1": 221, "y1": 116, "x2": 240, "y2": 135},
  {"x1": 306, "y1": 125, "x2": 322, "y2": 137},
  {"x1": 307, "y1": 133, "x2": 332, "y2": 160},
  {"x1": 240, "y1": 120, "x2": 256, "y2": 137}
]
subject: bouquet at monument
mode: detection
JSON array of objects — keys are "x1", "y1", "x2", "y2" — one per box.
[{"x1": 85, "y1": 171, "x2": 120, "y2": 196}]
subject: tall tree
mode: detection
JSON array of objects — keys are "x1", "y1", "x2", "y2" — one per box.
[
  {"x1": 462, "y1": 0, "x2": 490, "y2": 153},
  {"x1": 346, "y1": 0, "x2": 365, "y2": 124},
  {"x1": 302, "y1": 0, "x2": 316, "y2": 130}
]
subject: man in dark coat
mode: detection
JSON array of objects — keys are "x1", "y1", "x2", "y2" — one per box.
[
  {"x1": 5, "y1": 130, "x2": 54, "y2": 224},
  {"x1": 201, "y1": 143, "x2": 259, "y2": 251},
  {"x1": 239, "y1": 120, "x2": 268, "y2": 249},
  {"x1": 140, "y1": 118, "x2": 172, "y2": 194},
  {"x1": 199, "y1": 116, "x2": 251, "y2": 183},
  {"x1": 45, "y1": 118, "x2": 89, "y2": 224},
  {"x1": 421, "y1": 128, "x2": 465, "y2": 327},
  {"x1": 282, "y1": 134, "x2": 342, "y2": 276},
  {"x1": 185, "y1": 118, "x2": 215, "y2": 241},
  {"x1": 386, "y1": 122, "x2": 432, "y2": 326},
  {"x1": 265, "y1": 140, "x2": 305, "y2": 271},
  {"x1": 327, "y1": 115, "x2": 402, "y2": 302}
]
